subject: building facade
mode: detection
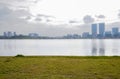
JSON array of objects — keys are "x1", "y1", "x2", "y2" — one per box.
[
  {"x1": 91, "y1": 24, "x2": 97, "y2": 38},
  {"x1": 99, "y1": 23, "x2": 105, "y2": 36}
]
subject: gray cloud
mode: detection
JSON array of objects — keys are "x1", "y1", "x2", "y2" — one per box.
[
  {"x1": 0, "y1": 2, "x2": 33, "y2": 27},
  {"x1": 34, "y1": 14, "x2": 56, "y2": 23},
  {"x1": 35, "y1": 18, "x2": 42, "y2": 21},
  {"x1": 0, "y1": 0, "x2": 41, "y2": 11},
  {"x1": 13, "y1": 9, "x2": 32, "y2": 17},
  {"x1": 25, "y1": 16, "x2": 31, "y2": 20},
  {"x1": 0, "y1": 5, "x2": 32, "y2": 22},
  {"x1": 95, "y1": 15, "x2": 105, "y2": 19},
  {"x1": 37, "y1": 14, "x2": 55, "y2": 18},
  {"x1": 0, "y1": 6, "x2": 12, "y2": 20},
  {"x1": 83, "y1": 15, "x2": 94, "y2": 24},
  {"x1": 0, "y1": 0, "x2": 40, "y2": 4},
  {"x1": 117, "y1": 10, "x2": 120, "y2": 19},
  {"x1": 118, "y1": 13, "x2": 120, "y2": 19},
  {"x1": 69, "y1": 20, "x2": 80, "y2": 24}
]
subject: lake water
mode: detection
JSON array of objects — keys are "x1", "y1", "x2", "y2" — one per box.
[{"x1": 0, "y1": 39, "x2": 120, "y2": 56}]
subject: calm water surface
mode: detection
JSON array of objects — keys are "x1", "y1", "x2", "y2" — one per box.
[{"x1": 0, "y1": 39, "x2": 120, "y2": 56}]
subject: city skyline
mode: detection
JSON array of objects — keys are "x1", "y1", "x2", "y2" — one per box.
[{"x1": 1, "y1": 22, "x2": 120, "y2": 39}]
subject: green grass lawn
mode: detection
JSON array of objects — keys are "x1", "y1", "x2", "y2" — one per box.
[{"x1": 0, "y1": 56, "x2": 120, "y2": 79}]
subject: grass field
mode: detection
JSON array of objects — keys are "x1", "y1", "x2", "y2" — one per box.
[{"x1": 0, "y1": 56, "x2": 120, "y2": 79}]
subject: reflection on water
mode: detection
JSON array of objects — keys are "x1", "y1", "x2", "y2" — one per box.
[
  {"x1": 99, "y1": 40, "x2": 105, "y2": 56},
  {"x1": 112, "y1": 40, "x2": 119, "y2": 55},
  {"x1": 0, "y1": 39, "x2": 120, "y2": 56},
  {"x1": 91, "y1": 40, "x2": 105, "y2": 56},
  {"x1": 91, "y1": 40, "x2": 97, "y2": 56}
]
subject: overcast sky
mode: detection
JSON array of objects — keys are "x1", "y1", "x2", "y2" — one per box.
[{"x1": 0, "y1": 0, "x2": 120, "y2": 36}]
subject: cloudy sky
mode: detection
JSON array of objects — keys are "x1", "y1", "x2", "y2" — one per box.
[{"x1": 0, "y1": 0, "x2": 120, "y2": 36}]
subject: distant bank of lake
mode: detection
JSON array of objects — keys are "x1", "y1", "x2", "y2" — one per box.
[{"x1": 0, "y1": 39, "x2": 120, "y2": 56}]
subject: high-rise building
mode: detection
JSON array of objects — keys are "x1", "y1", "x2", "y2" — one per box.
[
  {"x1": 99, "y1": 23, "x2": 105, "y2": 36},
  {"x1": 91, "y1": 24, "x2": 97, "y2": 38},
  {"x1": 105, "y1": 31, "x2": 112, "y2": 38},
  {"x1": 13, "y1": 32, "x2": 17, "y2": 36},
  {"x1": 112, "y1": 27, "x2": 119, "y2": 37},
  {"x1": 112, "y1": 27, "x2": 119, "y2": 35},
  {"x1": 73, "y1": 34, "x2": 80, "y2": 39},
  {"x1": 82, "y1": 32, "x2": 89, "y2": 38},
  {"x1": 3, "y1": 32, "x2": 7, "y2": 37},
  {"x1": 29, "y1": 33, "x2": 39, "y2": 38},
  {"x1": 7, "y1": 31, "x2": 13, "y2": 37}
]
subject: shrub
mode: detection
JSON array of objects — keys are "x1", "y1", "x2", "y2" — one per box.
[{"x1": 15, "y1": 54, "x2": 24, "y2": 57}]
